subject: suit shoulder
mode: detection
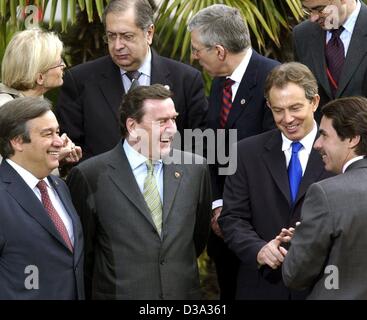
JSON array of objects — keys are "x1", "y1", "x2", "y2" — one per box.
[
  {"x1": 166, "y1": 149, "x2": 207, "y2": 166},
  {"x1": 237, "y1": 129, "x2": 279, "y2": 150},
  {"x1": 67, "y1": 55, "x2": 113, "y2": 77},
  {"x1": 74, "y1": 149, "x2": 113, "y2": 173},
  {"x1": 293, "y1": 20, "x2": 317, "y2": 38},
  {"x1": 158, "y1": 56, "x2": 201, "y2": 76},
  {"x1": 252, "y1": 51, "x2": 280, "y2": 69}
]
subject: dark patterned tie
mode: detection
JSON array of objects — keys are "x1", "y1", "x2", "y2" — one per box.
[
  {"x1": 37, "y1": 180, "x2": 73, "y2": 252},
  {"x1": 288, "y1": 142, "x2": 303, "y2": 205},
  {"x1": 325, "y1": 26, "x2": 345, "y2": 96},
  {"x1": 125, "y1": 70, "x2": 141, "y2": 91},
  {"x1": 219, "y1": 78, "x2": 235, "y2": 128}
]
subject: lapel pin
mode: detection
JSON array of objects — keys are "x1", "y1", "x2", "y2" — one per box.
[
  {"x1": 241, "y1": 99, "x2": 246, "y2": 105},
  {"x1": 174, "y1": 172, "x2": 181, "y2": 178}
]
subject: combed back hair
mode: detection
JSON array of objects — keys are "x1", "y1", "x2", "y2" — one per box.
[
  {"x1": 1, "y1": 29, "x2": 63, "y2": 91},
  {"x1": 321, "y1": 96, "x2": 367, "y2": 156},
  {"x1": 0, "y1": 97, "x2": 51, "y2": 158},
  {"x1": 264, "y1": 62, "x2": 318, "y2": 102},
  {"x1": 102, "y1": 0, "x2": 155, "y2": 30},
  {"x1": 120, "y1": 84, "x2": 173, "y2": 137},
  {"x1": 187, "y1": 4, "x2": 251, "y2": 53}
]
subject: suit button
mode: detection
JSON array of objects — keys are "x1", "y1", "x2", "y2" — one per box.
[{"x1": 160, "y1": 260, "x2": 165, "y2": 265}]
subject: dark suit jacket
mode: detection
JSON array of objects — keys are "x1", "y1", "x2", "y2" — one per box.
[
  {"x1": 56, "y1": 51, "x2": 208, "y2": 160},
  {"x1": 283, "y1": 158, "x2": 367, "y2": 299},
  {"x1": 0, "y1": 161, "x2": 84, "y2": 300},
  {"x1": 207, "y1": 50, "x2": 279, "y2": 200},
  {"x1": 293, "y1": 2, "x2": 367, "y2": 122},
  {"x1": 66, "y1": 142, "x2": 211, "y2": 300},
  {"x1": 218, "y1": 129, "x2": 333, "y2": 299}
]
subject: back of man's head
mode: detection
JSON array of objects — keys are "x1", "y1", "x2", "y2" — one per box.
[{"x1": 188, "y1": 4, "x2": 251, "y2": 53}]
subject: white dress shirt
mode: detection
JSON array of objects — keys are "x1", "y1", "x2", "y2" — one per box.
[{"x1": 6, "y1": 159, "x2": 74, "y2": 244}]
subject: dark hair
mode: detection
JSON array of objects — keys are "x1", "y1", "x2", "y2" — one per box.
[
  {"x1": 119, "y1": 84, "x2": 173, "y2": 137},
  {"x1": 264, "y1": 62, "x2": 318, "y2": 102},
  {"x1": 321, "y1": 96, "x2": 367, "y2": 156},
  {"x1": 0, "y1": 97, "x2": 51, "y2": 158},
  {"x1": 102, "y1": 0, "x2": 155, "y2": 30}
]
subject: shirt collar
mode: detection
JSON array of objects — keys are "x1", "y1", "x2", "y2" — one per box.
[
  {"x1": 342, "y1": 155, "x2": 364, "y2": 173},
  {"x1": 340, "y1": 0, "x2": 361, "y2": 35},
  {"x1": 123, "y1": 139, "x2": 162, "y2": 171},
  {"x1": 282, "y1": 120, "x2": 318, "y2": 154},
  {"x1": 6, "y1": 158, "x2": 50, "y2": 190},
  {"x1": 120, "y1": 47, "x2": 152, "y2": 78},
  {"x1": 228, "y1": 47, "x2": 253, "y2": 84}
]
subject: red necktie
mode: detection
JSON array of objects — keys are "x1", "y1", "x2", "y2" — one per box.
[
  {"x1": 325, "y1": 27, "x2": 345, "y2": 97},
  {"x1": 37, "y1": 180, "x2": 73, "y2": 252},
  {"x1": 219, "y1": 78, "x2": 235, "y2": 128}
]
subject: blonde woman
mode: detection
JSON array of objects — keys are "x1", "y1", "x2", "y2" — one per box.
[{"x1": 0, "y1": 29, "x2": 81, "y2": 163}]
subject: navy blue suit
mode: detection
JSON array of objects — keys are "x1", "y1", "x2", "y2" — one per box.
[
  {"x1": 0, "y1": 161, "x2": 84, "y2": 299},
  {"x1": 206, "y1": 50, "x2": 279, "y2": 299}
]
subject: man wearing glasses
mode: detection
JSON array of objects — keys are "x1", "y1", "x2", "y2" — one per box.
[
  {"x1": 56, "y1": 0, "x2": 208, "y2": 161},
  {"x1": 188, "y1": 4, "x2": 279, "y2": 300},
  {"x1": 293, "y1": 0, "x2": 367, "y2": 122}
]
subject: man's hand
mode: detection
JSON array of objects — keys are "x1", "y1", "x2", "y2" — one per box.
[
  {"x1": 257, "y1": 239, "x2": 287, "y2": 269},
  {"x1": 275, "y1": 222, "x2": 301, "y2": 243},
  {"x1": 211, "y1": 206, "x2": 223, "y2": 238}
]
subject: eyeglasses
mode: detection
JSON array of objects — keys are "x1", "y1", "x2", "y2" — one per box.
[
  {"x1": 302, "y1": 4, "x2": 329, "y2": 16},
  {"x1": 103, "y1": 32, "x2": 136, "y2": 44},
  {"x1": 190, "y1": 44, "x2": 213, "y2": 56},
  {"x1": 44, "y1": 60, "x2": 66, "y2": 73}
]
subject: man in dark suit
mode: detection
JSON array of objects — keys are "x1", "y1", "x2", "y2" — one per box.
[
  {"x1": 67, "y1": 84, "x2": 211, "y2": 300},
  {"x1": 293, "y1": 0, "x2": 367, "y2": 122},
  {"x1": 283, "y1": 96, "x2": 367, "y2": 299},
  {"x1": 188, "y1": 4, "x2": 279, "y2": 299},
  {"x1": 218, "y1": 62, "x2": 333, "y2": 299},
  {"x1": 56, "y1": 0, "x2": 207, "y2": 160},
  {"x1": 0, "y1": 97, "x2": 84, "y2": 300}
]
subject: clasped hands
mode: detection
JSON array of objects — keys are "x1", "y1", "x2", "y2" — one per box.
[
  {"x1": 257, "y1": 222, "x2": 300, "y2": 269},
  {"x1": 59, "y1": 133, "x2": 82, "y2": 164}
]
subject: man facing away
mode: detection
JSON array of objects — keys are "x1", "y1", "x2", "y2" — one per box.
[
  {"x1": 283, "y1": 96, "x2": 367, "y2": 299},
  {"x1": 56, "y1": 0, "x2": 208, "y2": 160},
  {"x1": 187, "y1": 4, "x2": 279, "y2": 299},
  {"x1": 0, "y1": 97, "x2": 84, "y2": 299},
  {"x1": 67, "y1": 84, "x2": 211, "y2": 299}
]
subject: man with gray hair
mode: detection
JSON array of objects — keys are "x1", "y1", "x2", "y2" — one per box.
[
  {"x1": 188, "y1": 4, "x2": 279, "y2": 299},
  {"x1": 57, "y1": 0, "x2": 208, "y2": 161}
]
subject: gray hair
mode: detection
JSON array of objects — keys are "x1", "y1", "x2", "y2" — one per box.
[
  {"x1": 102, "y1": 0, "x2": 154, "y2": 31},
  {"x1": 187, "y1": 4, "x2": 251, "y2": 53}
]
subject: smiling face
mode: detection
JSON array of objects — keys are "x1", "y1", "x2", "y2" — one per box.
[
  {"x1": 128, "y1": 98, "x2": 178, "y2": 160},
  {"x1": 314, "y1": 116, "x2": 359, "y2": 173},
  {"x1": 10, "y1": 111, "x2": 63, "y2": 179},
  {"x1": 267, "y1": 82, "x2": 319, "y2": 141},
  {"x1": 105, "y1": 8, "x2": 153, "y2": 71}
]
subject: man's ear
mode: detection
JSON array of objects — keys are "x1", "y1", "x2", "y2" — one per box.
[
  {"x1": 146, "y1": 24, "x2": 155, "y2": 46},
  {"x1": 349, "y1": 135, "x2": 361, "y2": 150},
  {"x1": 126, "y1": 118, "x2": 137, "y2": 139},
  {"x1": 215, "y1": 44, "x2": 226, "y2": 61},
  {"x1": 10, "y1": 136, "x2": 25, "y2": 152},
  {"x1": 311, "y1": 94, "x2": 320, "y2": 112}
]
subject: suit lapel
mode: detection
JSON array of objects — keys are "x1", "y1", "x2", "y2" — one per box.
[
  {"x1": 151, "y1": 50, "x2": 172, "y2": 88},
  {"x1": 262, "y1": 131, "x2": 291, "y2": 203},
  {"x1": 48, "y1": 176, "x2": 83, "y2": 259},
  {"x1": 162, "y1": 162, "x2": 182, "y2": 223},
  {"x1": 310, "y1": 27, "x2": 332, "y2": 98},
  {"x1": 226, "y1": 51, "x2": 258, "y2": 129},
  {"x1": 98, "y1": 57, "x2": 125, "y2": 119},
  {"x1": 337, "y1": 4, "x2": 367, "y2": 97},
  {"x1": 106, "y1": 143, "x2": 156, "y2": 227},
  {"x1": 0, "y1": 162, "x2": 72, "y2": 250}
]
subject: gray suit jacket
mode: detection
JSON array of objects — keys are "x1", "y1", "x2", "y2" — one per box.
[
  {"x1": 293, "y1": 2, "x2": 367, "y2": 121},
  {"x1": 283, "y1": 158, "x2": 367, "y2": 299},
  {"x1": 67, "y1": 142, "x2": 211, "y2": 300}
]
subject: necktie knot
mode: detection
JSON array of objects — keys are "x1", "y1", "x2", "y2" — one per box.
[
  {"x1": 125, "y1": 70, "x2": 141, "y2": 81},
  {"x1": 291, "y1": 141, "x2": 303, "y2": 154},
  {"x1": 330, "y1": 26, "x2": 344, "y2": 39},
  {"x1": 224, "y1": 78, "x2": 235, "y2": 89},
  {"x1": 146, "y1": 160, "x2": 154, "y2": 175},
  {"x1": 37, "y1": 180, "x2": 48, "y2": 193}
]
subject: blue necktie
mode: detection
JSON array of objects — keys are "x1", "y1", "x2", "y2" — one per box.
[{"x1": 288, "y1": 142, "x2": 303, "y2": 204}]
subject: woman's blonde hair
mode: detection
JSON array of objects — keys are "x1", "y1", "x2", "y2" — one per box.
[{"x1": 1, "y1": 29, "x2": 63, "y2": 90}]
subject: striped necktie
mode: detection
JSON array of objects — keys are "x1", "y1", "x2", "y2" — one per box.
[
  {"x1": 219, "y1": 78, "x2": 235, "y2": 128},
  {"x1": 126, "y1": 70, "x2": 141, "y2": 91},
  {"x1": 143, "y1": 160, "x2": 162, "y2": 236}
]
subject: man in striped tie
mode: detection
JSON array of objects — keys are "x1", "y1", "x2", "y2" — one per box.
[{"x1": 67, "y1": 84, "x2": 211, "y2": 300}]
